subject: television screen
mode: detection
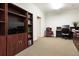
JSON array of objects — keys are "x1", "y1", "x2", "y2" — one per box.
[
  {"x1": 8, "y1": 14, "x2": 25, "y2": 34},
  {"x1": 17, "y1": 26, "x2": 25, "y2": 33},
  {"x1": 17, "y1": 19, "x2": 25, "y2": 33},
  {"x1": 8, "y1": 14, "x2": 18, "y2": 34}
]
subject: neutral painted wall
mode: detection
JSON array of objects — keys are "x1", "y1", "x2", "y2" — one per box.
[
  {"x1": 45, "y1": 8, "x2": 79, "y2": 36},
  {"x1": 13, "y1": 3, "x2": 45, "y2": 41}
]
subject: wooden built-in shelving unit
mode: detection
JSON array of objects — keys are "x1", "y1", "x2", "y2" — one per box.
[
  {"x1": 0, "y1": 3, "x2": 33, "y2": 56},
  {"x1": 27, "y1": 12, "x2": 33, "y2": 46}
]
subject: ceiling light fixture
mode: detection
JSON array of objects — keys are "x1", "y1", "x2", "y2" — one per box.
[{"x1": 50, "y1": 3, "x2": 64, "y2": 10}]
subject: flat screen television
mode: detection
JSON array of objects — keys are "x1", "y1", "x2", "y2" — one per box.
[
  {"x1": 8, "y1": 14, "x2": 25, "y2": 34},
  {"x1": 17, "y1": 21, "x2": 25, "y2": 33},
  {"x1": 8, "y1": 14, "x2": 18, "y2": 34}
]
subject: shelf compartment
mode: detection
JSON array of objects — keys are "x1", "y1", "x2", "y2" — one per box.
[
  {"x1": 0, "y1": 12, "x2": 5, "y2": 21},
  {"x1": 28, "y1": 32, "x2": 32, "y2": 34},
  {"x1": 27, "y1": 17, "x2": 31, "y2": 20},
  {"x1": 28, "y1": 30, "x2": 32, "y2": 33},
  {"x1": 0, "y1": 3, "x2": 5, "y2": 9},
  {"x1": 8, "y1": 3, "x2": 27, "y2": 16},
  {"x1": 28, "y1": 34, "x2": 32, "y2": 38},
  {"x1": 8, "y1": 11, "x2": 26, "y2": 18},
  {"x1": 0, "y1": 8, "x2": 4, "y2": 11},
  {"x1": 28, "y1": 18, "x2": 32, "y2": 21},
  {"x1": 28, "y1": 38, "x2": 33, "y2": 39},
  {"x1": 27, "y1": 39, "x2": 33, "y2": 46},
  {"x1": 0, "y1": 23, "x2": 5, "y2": 35},
  {"x1": 27, "y1": 12, "x2": 32, "y2": 18},
  {"x1": 0, "y1": 21, "x2": 5, "y2": 23}
]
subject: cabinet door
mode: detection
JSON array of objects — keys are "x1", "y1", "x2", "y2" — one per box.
[
  {"x1": 18, "y1": 33, "x2": 28, "y2": 52},
  {"x1": 18, "y1": 34, "x2": 24, "y2": 52},
  {"x1": 23, "y1": 33, "x2": 28, "y2": 48},
  {"x1": 0, "y1": 36, "x2": 6, "y2": 56},
  {"x1": 7, "y1": 34, "x2": 18, "y2": 56}
]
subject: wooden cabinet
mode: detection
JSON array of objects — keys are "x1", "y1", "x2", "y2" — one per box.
[
  {"x1": 7, "y1": 33, "x2": 28, "y2": 56},
  {"x1": 0, "y1": 3, "x2": 33, "y2": 56}
]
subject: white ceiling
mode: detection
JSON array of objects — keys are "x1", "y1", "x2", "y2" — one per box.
[{"x1": 34, "y1": 3, "x2": 79, "y2": 14}]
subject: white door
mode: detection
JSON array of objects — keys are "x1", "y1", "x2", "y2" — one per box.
[{"x1": 37, "y1": 17, "x2": 41, "y2": 38}]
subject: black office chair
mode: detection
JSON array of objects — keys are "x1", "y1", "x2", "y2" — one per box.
[{"x1": 61, "y1": 25, "x2": 70, "y2": 39}]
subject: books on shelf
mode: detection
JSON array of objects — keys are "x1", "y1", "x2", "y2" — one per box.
[
  {"x1": 28, "y1": 39, "x2": 32, "y2": 46},
  {"x1": 28, "y1": 27, "x2": 32, "y2": 32},
  {"x1": 28, "y1": 20, "x2": 31, "y2": 25},
  {"x1": 28, "y1": 34, "x2": 31, "y2": 38},
  {"x1": 28, "y1": 14, "x2": 31, "y2": 18},
  {"x1": 27, "y1": 12, "x2": 33, "y2": 46}
]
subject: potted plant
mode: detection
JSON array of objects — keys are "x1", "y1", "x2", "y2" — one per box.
[{"x1": 73, "y1": 22, "x2": 77, "y2": 29}]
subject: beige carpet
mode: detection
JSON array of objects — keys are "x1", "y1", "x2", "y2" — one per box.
[{"x1": 16, "y1": 37, "x2": 79, "y2": 56}]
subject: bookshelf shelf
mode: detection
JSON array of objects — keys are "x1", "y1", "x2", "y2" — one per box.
[
  {"x1": 0, "y1": 8, "x2": 4, "y2": 11},
  {"x1": 8, "y1": 11, "x2": 26, "y2": 18},
  {"x1": 27, "y1": 12, "x2": 33, "y2": 46},
  {"x1": 0, "y1": 21, "x2": 5, "y2": 23}
]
